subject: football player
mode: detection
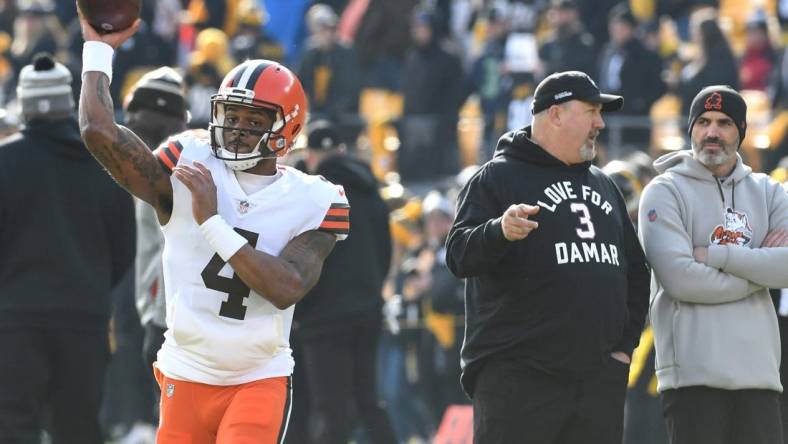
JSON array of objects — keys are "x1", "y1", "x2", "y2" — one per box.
[{"x1": 77, "y1": 13, "x2": 349, "y2": 444}]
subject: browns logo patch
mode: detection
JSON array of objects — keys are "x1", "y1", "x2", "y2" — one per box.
[
  {"x1": 709, "y1": 208, "x2": 752, "y2": 246},
  {"x1": 704, "y1": 92, "x2": 723, "y2": 110}
]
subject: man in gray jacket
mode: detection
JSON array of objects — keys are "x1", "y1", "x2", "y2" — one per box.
[{"x1": 638, "y1": 85, "x2": 788, "y2": 444}]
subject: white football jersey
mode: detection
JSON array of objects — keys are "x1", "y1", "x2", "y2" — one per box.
[{"x1": 152, "y1": 131, "x2": 349, "y2": 385}]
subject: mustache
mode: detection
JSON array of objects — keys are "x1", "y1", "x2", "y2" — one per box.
[{"x1": 701, "y1": 137, "x2": 722, "y2": 147}]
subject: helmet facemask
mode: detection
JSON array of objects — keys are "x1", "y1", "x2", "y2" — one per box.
[{"x1": 209, "y1": 92, "x2": 289, "y2": 171}]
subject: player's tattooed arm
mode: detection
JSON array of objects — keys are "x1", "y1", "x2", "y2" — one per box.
[
  {"x1": 79, "y1": 73, "x2": 173, "y2": 221},
  {"x1": 229, "y1": 230, "x2": 337, "y2": 309}
]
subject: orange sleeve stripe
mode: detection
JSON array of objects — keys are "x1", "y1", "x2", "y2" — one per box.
[
  {"x1": 158, "y1": 150, "x2": 175, "y2": 170},
  {"x1": 326, "y1": 208, "x2": 349, "y2": 217},
  {"x1": 154, "y1": 139, "x2": 185, "y2": 174},
  {"x1": 322, "y1": 215, "x2": 349, "y2": 223},
  {"x1": 319, "y1": 221, "x2": 350, "y2": 229},
  {"x1": 168, "y1": 141, "x2": 182, "y2": 156}
]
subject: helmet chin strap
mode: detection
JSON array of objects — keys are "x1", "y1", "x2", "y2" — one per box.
[
  {"x1": 219, "y1": 150, "x2": 265, "y2": 171},
  {"x1": 219, "y1": 134, "x2": 278, "y2": 171}
]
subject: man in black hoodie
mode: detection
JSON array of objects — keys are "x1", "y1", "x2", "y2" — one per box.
[
  {"x1": 294, "y1": 120, "x2": 397, "y2": 444},
  {"x1": 446, "y1": 71, "x2": 650, "y2": 444},
  {"x1": 0, "y1": 54, "x2": 134, "y2": 443}
]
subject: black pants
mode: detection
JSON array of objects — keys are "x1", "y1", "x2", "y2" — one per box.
[
  {"x1": 781, "y1": 389, "x2": 788, "y2": 444},
  {"x1": 299, "y1": 316, "x2": 397, "y2": 444},
  {"x1": 0, "y1": 327, "x2": 109, "y2": 444},
  {"x1": 662, "y1": 386, "x2": 783, "y2": 444},
  {"x1": 102, "y1": 271, "x2": 156, "y2": 433},
  {"x1": 142, "y1": 324, "x2": 166, "y2": 388},
  {"x1": 142, "y1": 323, "x2": 166, "y2": 420},
  {"x1": 472, "y1": 356, "x2": 629, "y2": 444}
]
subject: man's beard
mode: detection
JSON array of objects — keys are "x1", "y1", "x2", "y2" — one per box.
[
  {"x1": 696, "y1": 149, "x2": 733, "y2": 167},
  {"x1": 693, "y1": 138, "x2": 736, "y2": 167},
  {"x1": 580, "y1": 140, "x2": 596, "y2": 162}
]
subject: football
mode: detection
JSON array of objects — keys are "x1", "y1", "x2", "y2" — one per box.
[{"x1": 77, "y1": 0, "x2": 142, "y2": 34}]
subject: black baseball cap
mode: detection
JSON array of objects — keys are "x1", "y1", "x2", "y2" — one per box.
[
  {"x1": 531, "y1": 71, "x2": 624, "y2": 115},
  {"x1": 306, "y1": 119, "x2": 342, "y2": 150}
]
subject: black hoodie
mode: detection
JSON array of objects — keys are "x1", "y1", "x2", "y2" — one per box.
[
  {"x1": 294, "y1": 154, "x2": 391, "y2": 337},
  {"x1": 0, "y1": 117, "x2": 135, "y2": 330},
  {"x1": 446, "y1": 126, "x2": 649, "y2": 396}
]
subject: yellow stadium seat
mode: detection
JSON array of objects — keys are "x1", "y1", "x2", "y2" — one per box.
[
  {"x1": 359, "y1": 88, "x2": 404, "y2": 180},
  {"x1": 458, "y1": 97, "x2": 483, "y2": 168},
  {"x1": 649, "y1": 93, "x2": 684, "y2": 157}
]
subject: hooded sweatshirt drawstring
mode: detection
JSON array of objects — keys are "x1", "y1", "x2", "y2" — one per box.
[{"x1": 715, "y1": 177, "x2": 736, "y2": 210}]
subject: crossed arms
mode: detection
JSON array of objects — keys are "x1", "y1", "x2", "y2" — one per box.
[{"x1": 638, "y1": 180, "x2": 788, "y2": 304}]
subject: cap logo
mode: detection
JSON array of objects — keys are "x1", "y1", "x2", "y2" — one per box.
[
  {"x1": 704, "y1": 92, "x2": 723, "y2": 111},
  {"x1": 554, "y1": 91, "x2": 573, "y2": 100}
]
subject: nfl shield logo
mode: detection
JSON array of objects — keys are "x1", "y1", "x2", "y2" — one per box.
[{"x1": 166, "y1": 383, "x2": 175, "y2": 398}]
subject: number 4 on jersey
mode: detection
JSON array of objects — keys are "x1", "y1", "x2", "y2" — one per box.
[{"x1": 201, "y1": 228, "x2": 259, "y2": 320}]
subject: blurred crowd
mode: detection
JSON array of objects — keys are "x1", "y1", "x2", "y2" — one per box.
[{"x1": 0, "y1": 0, "x2": 787, "y2": 443}]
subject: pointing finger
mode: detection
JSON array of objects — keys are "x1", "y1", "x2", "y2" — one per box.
[
  {"x1": 519, "y1": 204, "x2": 540, "y2": 216},
  {"x1": 513, "y1": 204, "x2": 539, "y2": 219}
]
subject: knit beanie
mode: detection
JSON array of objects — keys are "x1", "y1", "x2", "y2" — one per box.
[
  {"x1": 124, "y1": 67, "x2": 188, "y2": 120},
  {"x1": 688, "y1": 85, "x2": 747, "y2": 145},
  {"x1": 16, "y1": 53, "x2": 74, "y2": 120}
]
